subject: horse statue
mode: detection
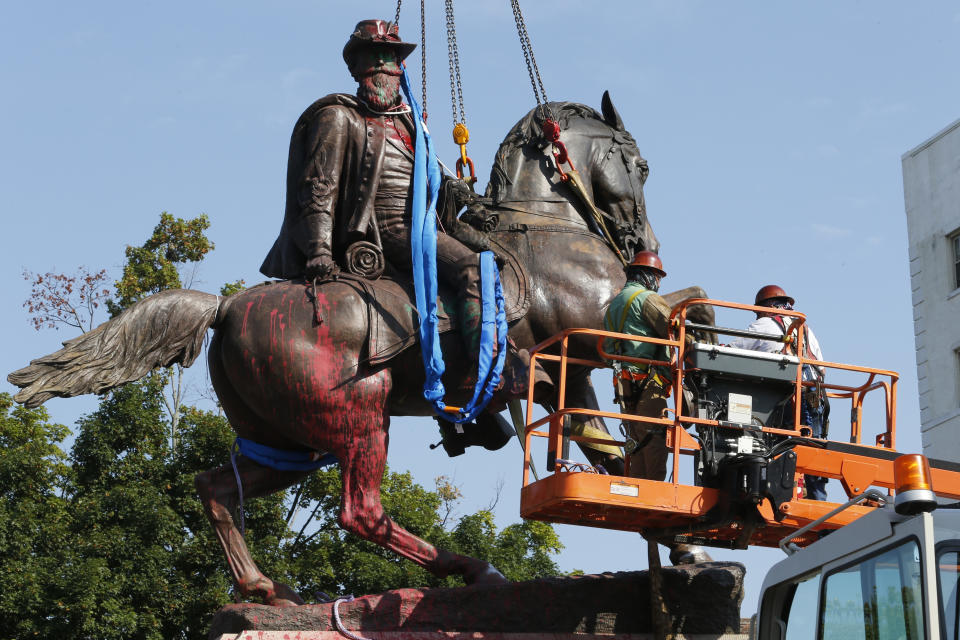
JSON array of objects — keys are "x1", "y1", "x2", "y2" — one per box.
[{"x1": 8, "y1": 91, "x2": 712, "y2": 606}]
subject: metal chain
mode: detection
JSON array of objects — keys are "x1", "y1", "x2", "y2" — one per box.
[
  {"x1": 394, "y1": 0, "x2": 402, "y2": 26},
  {"x1": 420, "y1": 0, "x2": 427, "y2": 118},
  {"x1": 445, "y1": 0, "x2": 466, "y2": 125},
  {"x1": 509, "y1": 0, "x2": 551, "y2": 120}
]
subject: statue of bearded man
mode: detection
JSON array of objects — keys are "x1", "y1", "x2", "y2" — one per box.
[
  {"x1": 260, "y1": 19, "x2": 532, "y2": 454},
  {"x1": 261, "y1": 18, "x2": 492, "y2": 351}
]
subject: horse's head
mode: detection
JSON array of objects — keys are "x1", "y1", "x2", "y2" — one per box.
[
  {"x1": 592, "y1": 91, "x2": 659, "y2": 256},
  {"x1": 487, "y1": 93, "x2": 659, "y2": 258}
]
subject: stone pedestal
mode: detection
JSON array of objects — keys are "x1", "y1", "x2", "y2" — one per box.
[{"x1": 209, "y1": 562, "x2": 746, "y2": 639}]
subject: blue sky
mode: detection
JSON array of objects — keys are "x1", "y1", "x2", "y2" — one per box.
[{"x1": 3, "y1": 1, "x2": 959, "y2": 616}]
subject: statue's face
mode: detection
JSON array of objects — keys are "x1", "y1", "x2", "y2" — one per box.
[
  {"x1": 352, "y1": 45, "x2": 403, "y2": 111},
  {"x1": 349, "y1": 46, "x2": 401, "y2": 79}
]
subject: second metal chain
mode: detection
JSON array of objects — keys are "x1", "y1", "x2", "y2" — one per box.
[
  {"x1": 420, "y1": 0, "x2": 427, "y2": 118},
  {"x1": 509, "y1": 0, "x2": 551, "y2": 121},
  {"x1": 444, "y1": 0, "x2": 466, "y2": 126},
  {"x1": 397, "y1": 0, "x2": 429, "y2": 119}
]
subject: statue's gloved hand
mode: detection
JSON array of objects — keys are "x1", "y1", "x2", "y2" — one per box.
[
  {"x1": 447, "y1": 216, "x2": 491, "y2": 253},
  {"x1": 304, "y1": 253, "x2": 339, "y2": 281},
  {"x1": 446, "y1": 178, "x2": 477, "y2": 210}
]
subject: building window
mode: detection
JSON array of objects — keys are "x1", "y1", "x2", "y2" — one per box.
[
  {"x1": 956, "y1": 348, "x2": 960, "y2": 406},
  {"x1": 952, "y1": 231, "x2": 960, "y2": 291}
]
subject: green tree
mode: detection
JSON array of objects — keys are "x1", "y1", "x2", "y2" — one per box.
[
  {"x1": 0, "y1": 394, "x2": 72, "y2": 639},
  {"x1": 219, "y1": 279, "x2": 246, "y2": 297},
  {"x1": 44, "y1": 386, "x2": 289, "y2": 639},
  {"x1": 106, "y1": 212, "x2": 215, "y2": 448},
  {"x1": 61, "y1": 378, "x2": 184, "y2": 639},
  {"x1": 108, "y1": 212, "x2": 214, "y2": 314}
]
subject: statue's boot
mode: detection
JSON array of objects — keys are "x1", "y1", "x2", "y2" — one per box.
[
  {"x1": 668, "y1": 543, "x2": 713, "y2": 566},
  {"x1": 433, "y1": 412, "x2": 515, "y2": 457}
]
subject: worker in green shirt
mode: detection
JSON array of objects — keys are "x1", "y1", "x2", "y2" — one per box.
[
  {"x1": 604, "y1": 251, "x2": 675, "y2": 479},
  {"x1": 603, "y1": 250, "x2": 710, "y2": 565}
]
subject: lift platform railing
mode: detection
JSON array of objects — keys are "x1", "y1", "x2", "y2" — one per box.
[
  {"x1": 665, "y1": 298, "x2": 900, "y2": 483},
  {"x1": 523, "y1": 299, "x2": 899, "y2": 481},
  {"x1": 518, "y1": 298, "x2": 950, "y2": 550}
]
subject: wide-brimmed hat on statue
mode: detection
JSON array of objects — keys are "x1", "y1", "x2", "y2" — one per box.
[{"x1": 342, "y1": 19, "x2": 417, "y2": 64}]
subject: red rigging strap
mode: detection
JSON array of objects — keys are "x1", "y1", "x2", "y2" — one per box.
[{"x1": 542, "y1": 118, "x2": 574, "y2": 180}]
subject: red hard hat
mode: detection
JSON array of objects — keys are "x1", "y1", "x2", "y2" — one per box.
[
  {"x1": 755, "y1": 284, "x2": 794, "y2": 306},
  {"x1": 627, "y1": 251, "x2": 666, "y2": 277}
]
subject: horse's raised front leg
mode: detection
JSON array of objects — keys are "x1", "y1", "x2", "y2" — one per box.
[
  {"x1": 195, "y1": 460, "x2": 312, "y2": 606},
  {"x1": 335, "y1": 413, "x2": 507, "y2": 586},
  {"x1": 662, "y1": 285, "x2": 718, "y2": 344}
]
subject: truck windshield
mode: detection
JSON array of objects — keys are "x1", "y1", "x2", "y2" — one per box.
[
  {"x1": 938, "y1": 548, "x2": 960, "y2": 639},
  {"x1": 782, "y1": 574, "x2": 820, "y2": 640},
  {"x1": 820, "y1": 539, "x2": 924, "y2": 640}
]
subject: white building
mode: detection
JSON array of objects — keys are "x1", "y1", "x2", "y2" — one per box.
[{"x1": 902, "y1": 119, "x2": 960, "y2": 459}]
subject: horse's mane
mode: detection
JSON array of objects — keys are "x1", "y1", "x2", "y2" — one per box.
[{"x1": 487, "y1": 101, "x2": 620, "y2": 203}]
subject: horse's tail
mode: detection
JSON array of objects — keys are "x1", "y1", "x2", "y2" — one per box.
[{"x1": 8, "y1": 289, "x2": 222, "y2": 408}]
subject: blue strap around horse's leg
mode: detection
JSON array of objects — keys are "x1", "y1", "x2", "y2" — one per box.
[
  {"x1": 230, "y1": 438, "x2": 338, "y2": 538},
  {"x1": 400, "y1": 68, "x2": 506, "y2": 423},
  {"x1": 234, "y1": 437, "x2": 338, "y2": 471}
]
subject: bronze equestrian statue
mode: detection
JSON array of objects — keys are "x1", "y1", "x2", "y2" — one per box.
[{"x1": 9, "y1": 19, "x2": 713, "y2": 606}]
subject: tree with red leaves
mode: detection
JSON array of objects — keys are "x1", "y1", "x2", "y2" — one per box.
[{"x1": 22, "y1": 266, "x2": 111, "y2": 333}]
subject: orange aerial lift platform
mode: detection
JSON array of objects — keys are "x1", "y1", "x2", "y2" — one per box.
[{"x1": 518, "y1": 298, "x2": 960, "y2": 551}]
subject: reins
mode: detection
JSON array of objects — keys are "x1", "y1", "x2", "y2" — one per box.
[
  {"x1": 558, "y1": 168, "x2": 628, "y2": 265},
  {"x1": 490, "y1": 130, "x2": 632, "y2": 263}
]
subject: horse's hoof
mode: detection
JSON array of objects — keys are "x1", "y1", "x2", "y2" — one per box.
[
  {"x1": 669, "y1": 544, "x2": 712, "y2": 566},
  {"x1": 267, "y1": 596, "x2": 304, "y2": 608},
  {"x1": 465, "y1": 562, "x2": 509, "y2": 586},
  {"x1": 264, "y1": 581, "x2": 306, "y2": 607}
]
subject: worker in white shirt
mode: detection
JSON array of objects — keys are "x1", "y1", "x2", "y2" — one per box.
[
  {"x1": 728, "y1": 285, "x2": 823, "y2": 360},
  {"x1": 728, "y1": 285, "x2": 829, "y2": 500}
]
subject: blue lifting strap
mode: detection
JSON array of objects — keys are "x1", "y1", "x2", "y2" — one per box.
[
  {"x1": 234, "y1": 437, "x2": 337, "y2": 472},
  {"x1": 400, "y1": 68, "x2": 507, "y2": 424}
]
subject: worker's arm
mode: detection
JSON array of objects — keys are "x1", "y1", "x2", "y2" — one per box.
[
  {"x1": 641, "y1": 293, "x2": 694, "y2": 346},
  {"x1": 728, "y1": 317, "x2": 785, "y2": 353}
]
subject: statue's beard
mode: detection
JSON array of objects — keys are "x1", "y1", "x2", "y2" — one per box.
[{"x1": 357, "y1": 72, "x2": 402, "y2": 112}]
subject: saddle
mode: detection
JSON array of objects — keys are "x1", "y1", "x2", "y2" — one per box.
[{"x1": 339, "y1": 244, "x2": 530, "y2": 366}]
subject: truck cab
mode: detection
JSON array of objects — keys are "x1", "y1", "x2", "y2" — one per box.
[{"x1": 753, "y1": 500, "x2": 960, "y2": 639}]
